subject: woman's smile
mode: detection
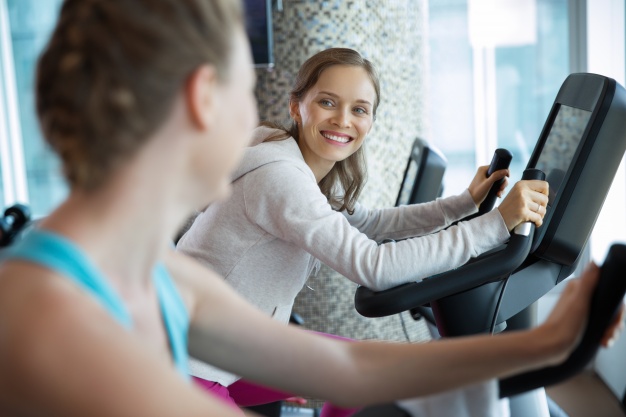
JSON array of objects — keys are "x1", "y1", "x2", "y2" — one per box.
[{"x1": 320, "y1": 130, "x2": 353, "y2": 146}]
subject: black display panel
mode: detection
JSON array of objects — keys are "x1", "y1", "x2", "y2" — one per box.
[
  {"x1": 397, "y1": 159, "x2": 420, "y2": 206},
  {"x1": 395, "y1": 139, "x2": 447, "y2": 206},
  {"x1": 244, "y1": 0, "x2": 274, "y2": 67},
  {"x1": 534, "y1": 104, "x2": 592, "y2": 205}
]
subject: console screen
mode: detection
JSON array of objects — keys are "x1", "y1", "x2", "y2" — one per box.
[{"x1": 535, "y1": 104, "x2": 592, "y2": 204}]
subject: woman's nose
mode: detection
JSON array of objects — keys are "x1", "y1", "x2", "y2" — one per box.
[{"x1": 331, "y1": 108, "x2": 351, "y2": 128}]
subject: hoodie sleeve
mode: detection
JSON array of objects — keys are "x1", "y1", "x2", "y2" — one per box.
[
  {"x1": 243, "y1": 161, "x2": 511, "y2": 291},
  {"x1": 343, "y1": 191, "x2": 478, "y2": 242}
]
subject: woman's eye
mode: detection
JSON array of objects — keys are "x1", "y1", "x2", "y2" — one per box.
[
  {"x1": 320, "y1": 99, "x2": 333, "y2": 107},
  {"x1": 354, "y1": 107, "x2": 368, "y2": 115}
]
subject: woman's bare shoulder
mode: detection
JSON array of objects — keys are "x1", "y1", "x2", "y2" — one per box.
[
  {"x1": 0, "y1": 261, "x2": 126, "y2": 412},
  {"x1": 0, "y1": 259, "x2": 237, "y2": 416},
  {"x1": 0, "y1": 260, "x2": 91, "y2": 334}
]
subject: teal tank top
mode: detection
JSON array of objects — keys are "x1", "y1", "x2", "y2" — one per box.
[{"x1": 0, "y1": 229, "x2": 190, "y2": 379}]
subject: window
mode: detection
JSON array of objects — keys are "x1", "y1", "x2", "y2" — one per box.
[
  {"x1": 0, "y1": 0, "x2": 64, "y2": 217},
  {"x1": 428, "y1": 0, "x2": 570, "y2": 197}
]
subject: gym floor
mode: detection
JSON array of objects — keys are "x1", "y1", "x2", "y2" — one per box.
[{"x1": 546, "y1": 370, "x2": 625, "y2": 417}]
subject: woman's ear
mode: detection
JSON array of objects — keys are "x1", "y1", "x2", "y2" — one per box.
[
  {"x1": 186, "y1": 64, "x2": 218, "y2": 130},
  {"x1": 289, "y1": 100, "x2": 301, "y2": 124}
]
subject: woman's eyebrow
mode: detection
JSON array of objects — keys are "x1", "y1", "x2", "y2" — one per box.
[{"x1": 318, "y1": 90, "x2": 373, "y2": 106}]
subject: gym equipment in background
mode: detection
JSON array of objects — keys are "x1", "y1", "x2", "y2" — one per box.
[{"x1": 355, "y1": 73, "x2": 626, "y2": 416}]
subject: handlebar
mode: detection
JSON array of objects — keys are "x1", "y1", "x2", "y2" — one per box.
[
  {"x1": 478, "y1": 148, "x2": 513, "y2": 216},
  {"x1": 499, "y1": 243, "x2": 626, "y2": 397},
  {"x1": 355, "y1": 168, "x2": 545, "y2": 319}
]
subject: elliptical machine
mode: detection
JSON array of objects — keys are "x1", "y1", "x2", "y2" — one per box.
[{"x1": 354, "y1": 73, "x2": 626, "y2": 416}]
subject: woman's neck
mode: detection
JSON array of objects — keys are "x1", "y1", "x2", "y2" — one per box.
[
  {"x1": 297, "y1": 142, "x2": 335, "y2": 183},
  {"x1": 41, "y1": 166, "x2": 189, "y2": 292}
]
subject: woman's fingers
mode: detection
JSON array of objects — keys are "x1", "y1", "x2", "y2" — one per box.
[
  {"x1": 539, "y1": 263, "x2": 597, "y2": 362},
  {"x1": 527, "y1": 179, "x2": 550, "y2": 195},
  {"x1": 526, "y1": 188, "x2": 549, "y2": 227},
  {"x1": 468, "y1": 166, "x2": 510, "y2": 206},
  {"x1": 489, "y1": 168, "x2": 510, "y2": 183},
  {"x1": 497, "y1": 180, "x2": 550, "y2": 230},
  {"x1": 494, "y1": 174, "x2": 509, "y2": 198},
  {"x1": 523, "y1": 179, "x2": 550, "y2": 227}
]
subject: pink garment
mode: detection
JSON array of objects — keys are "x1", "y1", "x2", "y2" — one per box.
[
  {"x1": 193, "y1": 331, "x2": 360, "y2": 417},
  {"x1": 194, "y1": 377, "x2": 359, "y2": 417},
  {"x1": 193, "y1": 378, "x2": 245, "y2": 415}
]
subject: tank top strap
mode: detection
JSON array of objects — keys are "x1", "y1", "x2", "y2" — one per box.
[
  {"x1": 1, "y1": 229, "x2": 191, "y2": 379},
  {"x1": 153, "y1": 263, "x2": 190, "y2": 378}
]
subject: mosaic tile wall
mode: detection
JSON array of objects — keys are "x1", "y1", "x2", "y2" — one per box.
[{"x1": 254, "y1": 0, "x2": 431, "y2": 343}]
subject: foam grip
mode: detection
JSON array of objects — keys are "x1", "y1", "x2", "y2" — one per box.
[
  {"x1": 587, "y1": 244, "x2": 626, "y2": 350},
  {"x1": 478, "y1": 149, "x2": 513, "y2": 215},
  {"x1": 0, "y1": 204, "x2": 31, "y2": 247},
  {"x1": 521, "y1": 168, "x2": 546, "y2": 181}
]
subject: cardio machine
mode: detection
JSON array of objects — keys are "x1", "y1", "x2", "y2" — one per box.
[
  {"x1": 395, "y1": 137, "x2": 447, "y2": 207},
  {"x1": 354, "y1": 73, "x2": 626, "y2": 416}
]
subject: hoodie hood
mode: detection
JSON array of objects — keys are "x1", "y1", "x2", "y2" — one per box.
[{"x1": 231, "y1": 125, "x2": 315, "y2": 182}]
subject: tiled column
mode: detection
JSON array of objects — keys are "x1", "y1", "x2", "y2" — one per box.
[{"x1": 255, "y1": 0, "x2": 431, "y2": 343}]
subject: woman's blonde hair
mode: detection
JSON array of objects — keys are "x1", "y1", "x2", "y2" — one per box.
[
  {"x1": 36, "y1": 0, "x2": 243, "y2": 190},
  {"x1": 264, "y1": 48, "x2": 381, "y2": 214}
]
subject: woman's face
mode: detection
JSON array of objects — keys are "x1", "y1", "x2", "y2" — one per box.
[{"x1": 290, "y1": 65, "x2": 376, "y2": 180}]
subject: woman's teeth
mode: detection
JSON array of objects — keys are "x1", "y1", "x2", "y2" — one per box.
[{"x1": 322, "y1": 133, "x2": 350, "y2": 143}]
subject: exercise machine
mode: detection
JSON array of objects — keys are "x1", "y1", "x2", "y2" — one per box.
[
  {"x1": 353, "y1": 242, "x2": 626, "y2": 416},
  {"x1": 395, "y1": 137, "x2": 447, "y2": 206},
  {"x1": 355, "y1": 73, "x2": 626, "y2": 416}
]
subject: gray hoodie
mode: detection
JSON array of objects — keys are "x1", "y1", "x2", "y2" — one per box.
[{"x1": 177, "y1": 126, "x2": 510, "y2": 385}]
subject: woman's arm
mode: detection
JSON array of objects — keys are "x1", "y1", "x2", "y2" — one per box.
[
  {"x1": 344, "y1": 165, "x2": 510, "y2": 242},
  {"x1": 173, "y1": 250, "x2": 611, "y2": 408},
  {"x1": 343, "y1": 191, "x2": 477, "y2": 242},
  {"x1": 244, "y1": 163, "x2": 549, "y2": 291},
  {"x1": 346, "y1": 165, "x2": 549, "y2": 243},
  {"x1": 244, "y1": 164, "x2": 511, "y2": 290}
]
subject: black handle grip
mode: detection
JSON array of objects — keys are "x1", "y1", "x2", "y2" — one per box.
[
  {"x1": 0, "y1": 204, "x2": 31, "y2": 247},
  {"x1": 355, "y1": 168, "x2": 545, "y2": 318},
  {"x1": 499, "y1": 243, "x2": 626, "y2": 398},
  {"x1": 355, "y1": 230, "x2": 533, "y2": 317},
  {"x1": 521, "y1": 168, "x2": 546, "y2": 181},
  {"x1": 477, "y1": 149, "x2": 513, "y2": 215}
]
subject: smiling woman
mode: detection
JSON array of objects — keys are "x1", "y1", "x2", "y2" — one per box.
[
  {"x1": 269, "y1": 48, "x2": 382, "y2": 214},
  {"x1": 176, "y1": 47, "x2": 552, "y2": 415},
  {"x1": 290, "y1": 65, "x2": 376, "y2": 183}
]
